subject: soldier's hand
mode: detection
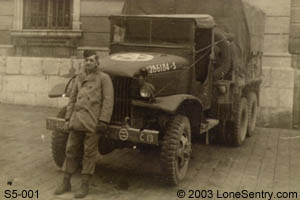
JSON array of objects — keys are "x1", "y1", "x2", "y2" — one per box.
[{"x1": 96, "y1": 121, "x2": 109, "y2": 137}]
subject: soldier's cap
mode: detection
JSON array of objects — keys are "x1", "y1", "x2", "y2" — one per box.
[{"x1": 83, "y1": 50, "x2": 97, "y2": 58}]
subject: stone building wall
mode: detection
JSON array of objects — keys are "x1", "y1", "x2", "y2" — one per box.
[
  {"x1": 0, "y1": 56, "x2": 84, "y2": 107},
  {"x1": 0, "y1": 0, "x2": 14, "y2": 55},
  {"x1": 246, "y1": 0, "x2": 294, "y2": 128}
]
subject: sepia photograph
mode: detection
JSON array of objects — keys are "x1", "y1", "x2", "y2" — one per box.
[{"x1": 0, "y1": 0, "x2": 299, "y2": 199}]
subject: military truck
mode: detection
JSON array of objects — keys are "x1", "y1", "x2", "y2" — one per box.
[{"x1": 46, "y1": 0, "x2": 265, "y2": 185}]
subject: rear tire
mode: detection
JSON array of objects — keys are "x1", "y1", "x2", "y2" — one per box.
[
  {"x1": 160, "y1": 115, "x2": 192, "y2": 185},
  {"x1": 51, "y1": 107, "x2": 68, "y2": 168},
  {"x1": 230, "y1": 97, "x2": 249, "y2": 146},
  {"x1": 247, "y1": 92, "x2": 258, "y2": 137}
]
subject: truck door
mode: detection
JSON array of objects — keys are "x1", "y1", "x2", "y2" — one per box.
[{"x1": 193, "y1": 28, "x2": 214, "y2": 110}]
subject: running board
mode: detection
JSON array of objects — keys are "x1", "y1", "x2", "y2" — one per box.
[{"x1": 200, "y1": 119, "x2": 219, "y2": 144}]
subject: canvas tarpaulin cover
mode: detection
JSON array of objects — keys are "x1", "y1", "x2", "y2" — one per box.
[{"x1": 122, "y1": 0, "x2": 265, "y2": 65}]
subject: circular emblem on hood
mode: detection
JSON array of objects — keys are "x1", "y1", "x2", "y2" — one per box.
[{"x1": 111, "y1": 53, "x2": 154, "y2": 62}]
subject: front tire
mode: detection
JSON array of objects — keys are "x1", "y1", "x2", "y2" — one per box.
[
  {"x1": 51, "y1": 107, "x2": 68, "y2": 168},
  {"x1": 160, "y1": 115, "x2": 192, "y2": 185}
]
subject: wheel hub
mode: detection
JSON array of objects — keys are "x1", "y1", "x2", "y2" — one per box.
[{"x1": 178, "y1": 134, "x2": 190, "y2": 168}]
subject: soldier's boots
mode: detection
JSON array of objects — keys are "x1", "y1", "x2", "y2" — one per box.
[
  {"x1": 74, "y1": 174, "x2": 91, "y2": 199},
  {"x1": 54, "y1": 173, "x2": 72, "y2": 195}
]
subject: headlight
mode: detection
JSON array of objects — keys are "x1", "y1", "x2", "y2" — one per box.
[
  {"x1": 140, "y1": 83, "x2": 155, "y2": 99},
  {"x1": 140, "y1": 85, "x2": 152, "y2": 98},
  {"x1": 217, "y1": 85, "x2": 227, "y2": 94}
]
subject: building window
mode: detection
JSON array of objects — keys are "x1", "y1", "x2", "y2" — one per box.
[
  {"x1": 23, "y1": 0, "x2": 72, "y2": 29},
  {"x1": 12, "y1": 0, "x2": 81, "y2": 57}
]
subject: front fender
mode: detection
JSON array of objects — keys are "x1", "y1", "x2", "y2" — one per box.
[
  {"x1": 133, "y1": 95, "x2": 203, "y2": 133},
  {"x1": 48, "y1": 76, "x2": 76, "y2": 98},
  {"x1": 132, "y1": 94, "x2": 203, "y2": 114},
  {"x1": 48, "y1": 83, "x2": 67, "y2": 98}
]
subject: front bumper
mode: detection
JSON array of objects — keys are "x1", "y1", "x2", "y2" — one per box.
[
  {"x1": 46, "y1": 117, "x2": 159, "y2": 145},
  {"x1": 108, "y1": 125, "x2": 159, "y2": 146}
]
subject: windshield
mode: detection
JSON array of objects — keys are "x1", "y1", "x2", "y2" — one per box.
[{"x1": 111, "y1": 17, "x2": 194, "y2": 46}]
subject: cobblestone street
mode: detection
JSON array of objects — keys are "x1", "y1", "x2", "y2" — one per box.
[{"x1": 0, "y1": 104, "x2": 300, "y2": 200}]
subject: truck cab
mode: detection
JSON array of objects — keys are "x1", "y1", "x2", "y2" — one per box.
[{"x1": 102, "y1": 14, "x2": 216, "y2": 129}]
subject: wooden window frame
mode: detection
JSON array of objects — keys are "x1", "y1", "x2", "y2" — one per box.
[
  {"x1": 23, "y1": 0, "x2": 73, "y2": 30},
  {"x1": 13, "y1": 0, "x2": 81, "y2": 31}
]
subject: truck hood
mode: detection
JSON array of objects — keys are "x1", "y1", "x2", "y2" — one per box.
[{"x1": 100, "y1": 52, "x2": 189, "y2": 77}]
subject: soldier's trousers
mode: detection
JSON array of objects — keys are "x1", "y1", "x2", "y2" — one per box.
[{"x1": 62, "y1": 130, "x2": 99, "y2": 175}]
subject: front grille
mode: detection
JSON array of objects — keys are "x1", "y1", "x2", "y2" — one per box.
[{"x1": 111, "y1": 77, "x2": 132, "y2": 124}]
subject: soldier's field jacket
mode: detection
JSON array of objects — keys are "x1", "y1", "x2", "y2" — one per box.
[{"x1": 65, "y1": 68, "x2": 114, "y2": 132}]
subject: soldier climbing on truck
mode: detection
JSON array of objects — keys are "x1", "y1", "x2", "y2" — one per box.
[{"x1": 46, "y1": 0, "x2": 265, "y2": 185}]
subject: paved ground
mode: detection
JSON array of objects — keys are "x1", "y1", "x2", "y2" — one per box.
[{"x1": 0, "y1": 104, "x2": 300, "y2": 200}]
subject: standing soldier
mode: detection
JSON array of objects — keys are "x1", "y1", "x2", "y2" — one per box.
[{"x1": 54, "y1": 50, "x2": 114, "y2": 198}]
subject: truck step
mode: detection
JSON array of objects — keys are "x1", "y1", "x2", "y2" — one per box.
[
  {"x1": 199, "y1": 119, "x2": 219, "y2": 144},
  {"x1": 200, "y1": 119, "x2": 219, "y2": 134}
]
